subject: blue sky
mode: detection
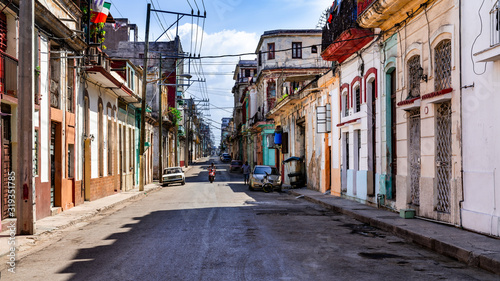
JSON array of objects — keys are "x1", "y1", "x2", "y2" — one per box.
[{"x1": 107, "y1": 0, "x2": 329, "y2": 144}]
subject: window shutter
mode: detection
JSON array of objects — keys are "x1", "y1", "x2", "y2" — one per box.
[
  {"x1": 317, "y1": 106, "x2": 327, "y2": 133},
  {"x1": 326, "y1": 104, "x2": 331, "y2": 132}
]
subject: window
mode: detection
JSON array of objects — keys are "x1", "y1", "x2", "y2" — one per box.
[
  {"x1": 407, "y1": 55, "x2": 421, "y2": 98},
  {"x1": 268, "y1": 43, "x2": 275, "y2": 60},
  {"x1": 107, "y1": 105, "x2": 113, "y2": 175},
  {"x1": 343, "y1": 93, "x2": 348, "y2": 117},
  {"x1": 98, "y1": 100, "x2": 103, "y2": 177},
  {"x1": 34, "y1": 129, "x2": 38, "y2": 176},
  {"x1": 434, "y1": 39, "x2": 451, "y2": 91},
  {"x1": 127, "y1": 66, "x2": 135, "y2": 91},
  {"x1": 67, "y1": 59, "x2": 74, "y2": 112},
  {"x1": 68, "y1": 144, "x2": 74, "y2": 178},
  {"x1": 258, "y1": 51, "x2": 262, "y2": 66},
  {"x1": 355, "y1": 87, "x2": 360, "y2": 113},
  {"x1": 311, "y1": 45, "x2": 318, "y2": 54},
  {"x1": 245, "y1": 69, "x2": 250, "y2": 77},
  {"x1": 491, "y1": 1, "x2": 500, "y2": 46},
  {"x1": 292, "y1": 42, "x2": 302, "y2": 58}
]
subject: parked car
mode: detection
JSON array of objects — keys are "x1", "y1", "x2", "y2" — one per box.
[
  {"x1": 162, "y1": 167, "x2": 185, "y2": 186},
  {"x1": 221, "y1": 153, "x2": 232, "y2": 162},
  {"x1": 249, "y1": 165, "x2": 281, "y2": 191},
  {"x1": 229, "y1": 160, "x2": 243, "y2": 172}
]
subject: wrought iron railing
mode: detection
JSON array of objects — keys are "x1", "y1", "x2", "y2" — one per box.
[
  {"x1": 357, "y1": 0, "x2": 376, "y2": 16},
  {"x1": 322, "y1": 0, "x2": 359, "y2": 52},
  {"x1": 86, "y1": 45, "x2": 110, "y2": 71},
  {"x1": 0, "y1": 52, "x2": 18, "y2": 97}
]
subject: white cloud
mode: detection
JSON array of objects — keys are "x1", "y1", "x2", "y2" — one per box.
[{"x1": 165, "y1": 23, "x2": 259, "y2": 145}]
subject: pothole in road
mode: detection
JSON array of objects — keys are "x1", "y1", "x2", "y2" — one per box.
[
  {"x1": 358, "y1": 252, "x2": 402, "y2": 259},
  {"x1": 340, "y1": 223, "x2": 386, "y2": 238}
]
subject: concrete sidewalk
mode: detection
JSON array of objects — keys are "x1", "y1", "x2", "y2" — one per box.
[
  {"x1": 0, "y1": 160, "x2": 204, "y2": 259},
  {"x1": 0, "y1": 182, "x2": 165, "y2": 258},
  {"x1": 287, "y1": 188, "x2": 500, "y2": 275}
]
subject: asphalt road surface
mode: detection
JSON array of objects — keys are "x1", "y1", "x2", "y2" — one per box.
[{"x1": 2, "y1": 157, "x2": 498, "y2": 280}]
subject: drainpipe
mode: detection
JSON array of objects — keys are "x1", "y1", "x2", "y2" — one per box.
[{"x1": 458, "y1": 0, "x2": 465, "y2": 228}]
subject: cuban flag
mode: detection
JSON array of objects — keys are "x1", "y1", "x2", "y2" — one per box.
[{"x1": 91, "y1": 0, "x2": 111, "y2": 23}]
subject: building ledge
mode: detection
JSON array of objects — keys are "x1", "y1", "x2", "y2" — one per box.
[
  {"x1": 421, "y1": 88, "x2": 453, "y2": 103},
  {"x1": 337, "y1": 118, "x2": 360, "y2": 128},
  {"x1": 474, "y1": 44, "x2": 500, "y2": 62},
  {"x1": 397, "y1": 97, "x2": 421, "y2": 111}
]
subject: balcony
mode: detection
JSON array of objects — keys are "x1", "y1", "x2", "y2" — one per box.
[
  {"x1": 321, "y1": 0, "x2": 373, "y2": 63},
  {"x1": 357, "y1": 0, "x2": 428, "y2": 29},
  {"x1": 0, "y1": 52, "x2": 18, "y2": 98}
]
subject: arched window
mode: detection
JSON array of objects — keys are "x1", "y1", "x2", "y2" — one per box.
[
  {"x1": 98, "y1": 99, "x2": 103, "y2": 177},
  {"x1": 107, "y1": 103, "x2": 113, "y2": 175},
  {"x1": 354, "y1": 86, "x2": 361, "y2": 113},
  {"x1": 407, "y1": 55, "x2": 421, "y2": 98},
  {"x1": 434, "y1": 39, "x2": 451, "y2": 91}
]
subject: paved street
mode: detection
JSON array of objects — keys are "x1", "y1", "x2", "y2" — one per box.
[{"x1": 1, "y1": 158, "x2": 498, "y2": 281}]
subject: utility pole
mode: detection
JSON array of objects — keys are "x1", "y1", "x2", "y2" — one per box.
[
  {"x1": 17, "y1": 0, "x2": 35, "y2": 234},
  {"x1": 158, "y1": 53, "x2": 163, "y2": 182},
  {"x1": 184, "y1": 99, "x2": 190, "y2": 168},
  {"x1": 139, "y1": 3, "x2": 151, "y2": 191}
]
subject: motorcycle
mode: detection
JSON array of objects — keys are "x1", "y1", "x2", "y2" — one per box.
[
  {"x1": 262, "y1": 172, "x2": 274, "y2": 193},
  {"x1": 208, "y1": 168, "x2": 216, "y2": 183}
]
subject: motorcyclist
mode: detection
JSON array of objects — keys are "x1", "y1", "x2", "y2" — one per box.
[
  {"x1": 208, "y1": 162, "x2": 216, "y2": 182},
  {"x1": 209, "y1": 162, "x2": 216, "y2": 172}
]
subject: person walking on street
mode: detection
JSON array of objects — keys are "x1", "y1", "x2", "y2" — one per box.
[{"x1": 242, "y1": 161, "x2": 251, "y2": 185}]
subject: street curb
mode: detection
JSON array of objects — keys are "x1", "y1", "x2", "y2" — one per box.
[{"x1": 288, "y1": 190, "x2": 500, "y2": 275}]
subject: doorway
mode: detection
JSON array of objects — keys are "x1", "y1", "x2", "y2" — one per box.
[
  {"x1": 50, "y1": 122, "x2": 62, "y2": 208},
  {"x1": 389, "y1": 69, "x2": 397, "y2": 200},
  {"x1": 1, "y1": 105, "x2": 11, "y2": 219}
]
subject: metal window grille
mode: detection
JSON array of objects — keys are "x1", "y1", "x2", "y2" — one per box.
[
  {"x1": 490, "y1": 1, "x2": 500, "y2": 46},
  {"x1": 434, "y1": 40, "x2": 452, "y2": 91},
  {"x1": 355, "y1": 87, "x2": 360, "y2": 112},
  {"x1": 343, "y1": 94, "x2": 348, "y2": 117},
  {"x1": 407, "y1": 55, "x2": 421, "y2": 98},
  {"x1": 409, "y1": 109, "x2": 421, "y2": 206},
  {"x1": 436, "y1": 102, "x2": 452, "y2": 213}
]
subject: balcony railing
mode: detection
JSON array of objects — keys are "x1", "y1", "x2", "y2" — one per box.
[
  {"x1": 322, "y1": 0, "x2": 358, "y2": 52},
  {"x1": 86, "y1": 45, "x2": 110, "y2": 71},
  {"x1": 0, "y1": 52, "x2": 18, "y2": 97},
  {"x1": 357, "y1": 0, "x2": 376, "y2": 16}
]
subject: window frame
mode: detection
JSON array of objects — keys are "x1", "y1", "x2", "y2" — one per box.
[
  {"x1": 267, "y1": 43, "x2": 275, "y2": 60},
  {"x1": 292, "y1": 42, "x2": 302, "y2": 59}
]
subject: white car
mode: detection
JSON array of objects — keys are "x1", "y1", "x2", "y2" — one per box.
[
  {"x1": 162, "y1": 167, "x2": 185, "y2": 186},
  {"x1": 249, "y1": 165, "x2": 282, "y2": 191}
]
